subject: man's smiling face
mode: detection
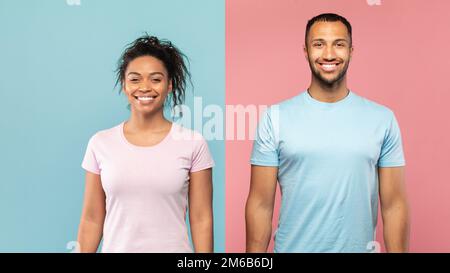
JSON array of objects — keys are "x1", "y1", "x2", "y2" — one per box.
[{"x1": 304, "y1": 21, "x2": 353, "y2": 86}]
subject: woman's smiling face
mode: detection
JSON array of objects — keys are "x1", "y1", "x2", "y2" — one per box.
[{"x1": 123, "y1": 55, "x2": 172, "y2": 115}]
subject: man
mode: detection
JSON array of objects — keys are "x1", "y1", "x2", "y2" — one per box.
[{"x1": 246, "y1": 13, "x2": 410, "y2": 253}]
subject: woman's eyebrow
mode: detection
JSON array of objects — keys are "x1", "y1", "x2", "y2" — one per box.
[
  {"x1": 127, "y1": 72, "x2": 141, "y2": 76},
  {"x1": 149, "y1": 72, "x2": 165, "y2": 76},
  {"x1": 127, "y1": 71, "x2": 165, "y2": 76}
]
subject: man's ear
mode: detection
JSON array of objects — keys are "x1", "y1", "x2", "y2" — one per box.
[
  {"x1": 303, "y1": 44, "x2": 309, "y2": 61},
  {"x1": 349, "y1": 45, "x2": 354, "y2": 60}
]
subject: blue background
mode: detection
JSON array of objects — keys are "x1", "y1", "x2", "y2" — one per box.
[{"x1": 0, "y1": 0, "x2": 224, "y2": 252}]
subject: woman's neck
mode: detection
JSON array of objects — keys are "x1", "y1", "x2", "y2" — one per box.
[{"x1": 126, "y1": 110, "x2": 171, "y2": 133}]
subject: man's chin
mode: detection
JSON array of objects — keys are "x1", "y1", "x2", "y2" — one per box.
[
  {"x1": 313, "y1": 70, "x2": 347, "y2": 86},
  {"x1": 317, "y1": 75, "x2": 341, "y2": 86}
]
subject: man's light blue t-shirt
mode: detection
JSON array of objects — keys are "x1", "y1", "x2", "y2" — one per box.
[{"x1": 250, "y1": 91, "x2": 405, "y2": 253}]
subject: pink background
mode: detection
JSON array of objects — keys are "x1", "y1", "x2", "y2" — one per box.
[{"x1": 226, "y1": 0, "x2": 450, "y2": 252}]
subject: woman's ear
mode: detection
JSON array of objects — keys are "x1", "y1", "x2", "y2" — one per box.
[
  {"x1": 122, "y1": 82, "x2": 128, "y2": 94},
  {"x1": 168, "y1": 79, "x2": 173, "y2": 93}
]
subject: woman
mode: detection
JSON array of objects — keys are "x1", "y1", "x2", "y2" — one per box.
[{"x1": 77, "y1": 35, "x2": 214, "y2": 253}]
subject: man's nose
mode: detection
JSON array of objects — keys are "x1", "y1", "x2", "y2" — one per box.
[{"x1": 322, "y1": 46, "x2": 336, "y2": 60}]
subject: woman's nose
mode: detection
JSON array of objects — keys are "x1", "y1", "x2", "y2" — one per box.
[{"x1": 139, "y1": 79, "x2": 152, "y2": 91}]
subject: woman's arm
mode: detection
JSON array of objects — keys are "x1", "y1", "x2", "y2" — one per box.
[
  {"x1": 77, "y1": 171, "x2": 106, "y2": 253},
  {"x1": 188, "y1": 168, "x2": 213, "y2": 252}
]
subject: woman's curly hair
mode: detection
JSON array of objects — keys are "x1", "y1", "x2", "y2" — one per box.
[{"x1": 115, "y1": 33, "x2": 191, "y2": 110}]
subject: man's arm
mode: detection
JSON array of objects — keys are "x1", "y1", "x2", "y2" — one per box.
[
  {"x1": 245, "y1": 165, "x2": 278, "y2": 252},
  {"x1": 379, "y1": 166, "x2": 410, "y2": 252}
]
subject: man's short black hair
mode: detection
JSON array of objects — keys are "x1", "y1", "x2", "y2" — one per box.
[{"x1": 305, "y1": 13, "x2": 352, "y2": 45}]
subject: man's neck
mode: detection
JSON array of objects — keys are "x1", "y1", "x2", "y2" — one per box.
[{"x1": 308, "y1": 77, "x2": 349, "y2": 103}]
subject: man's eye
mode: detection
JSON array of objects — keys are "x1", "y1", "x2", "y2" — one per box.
[
  {"x1": 336, "y1": 43, "x2": 345, "y2": 47},
  {"x1": 313, "y1": 43, "x2": 323, "y2": 47}
]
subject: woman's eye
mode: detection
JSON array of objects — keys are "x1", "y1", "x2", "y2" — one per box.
[
  {"x1": 129, "y1": 79, "x2": 139, "y2": 82},
  {"x1": 152, "y1": 78, "x2": 162, "y2": 82}
]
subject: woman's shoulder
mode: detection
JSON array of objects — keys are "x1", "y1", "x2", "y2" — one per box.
[
  {"x1": 87, "y1": 122, "x2": 123, "y2": 145},
  {"x1": 171, "y1": 122, "x2": 208, "y2": 143}
]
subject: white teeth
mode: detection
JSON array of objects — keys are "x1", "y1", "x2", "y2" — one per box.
[
  {"x1": 320, "y1": 63, "x2": 339, "y2": 71},
  {"x1": 137, "y1": 96, "x2": 155, "y2": 101}
]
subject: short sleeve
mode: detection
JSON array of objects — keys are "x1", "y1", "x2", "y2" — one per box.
[
  {"x1": 190, "y1": 135, "x2": 215, "y2": 173},
  {"x1": 250, "y1": 107, "x2": 280, "y2": 167},
  {"x1": 81, "y1": 135, "x2": 101, "y2": 175},
  {"x1": 378, "y1": 112, "x2": 406, "y2": 167}
]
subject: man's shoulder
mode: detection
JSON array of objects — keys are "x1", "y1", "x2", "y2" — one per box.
[
  {"x1": 266, "y1": 92, "x2": 305, "y2": 112},
  {"x1": 352, "y1": 92, "x2": 395, "y2": 119}
]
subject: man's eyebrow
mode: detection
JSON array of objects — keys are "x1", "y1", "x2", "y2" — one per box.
[
  {"x1": 311, "y1": 38, "x2": 349, "y2": 43},
  {"x1": 334, "y1": 39, "x2": 349, "y2": 43}
]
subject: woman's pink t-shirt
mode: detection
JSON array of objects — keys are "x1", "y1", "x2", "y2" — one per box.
[{"x1": 81, "y1": 121, "x2": 215, "y2": 253}]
